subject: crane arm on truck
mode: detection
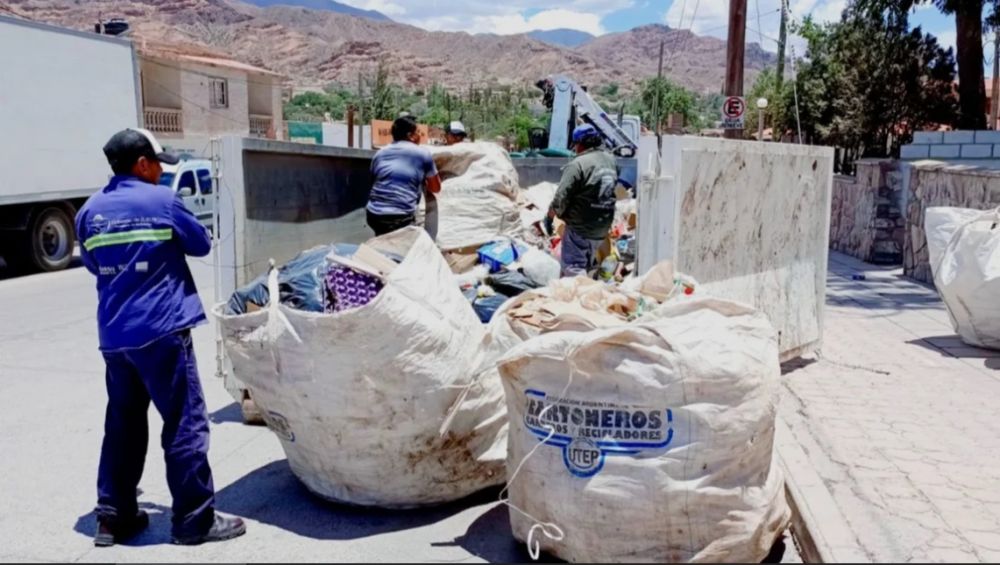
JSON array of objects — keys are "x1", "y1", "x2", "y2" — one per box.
[{"x1": 536, "y1": 74, "x2": 639, "y2": 158}]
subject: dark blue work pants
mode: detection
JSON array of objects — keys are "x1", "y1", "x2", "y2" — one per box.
[
  {"x1": 95, "y1": 330, "x2": 215, "y2": 537},
  {"x1": 561, "y1": 226, "x2": 605, "y2": 277}
]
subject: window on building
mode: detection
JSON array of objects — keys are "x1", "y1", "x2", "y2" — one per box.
[{"x1": 209, "y1": 78, "x2": 228, "y2": 109}]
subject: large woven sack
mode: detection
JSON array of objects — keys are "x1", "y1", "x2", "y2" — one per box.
[
  {"x1": 217, "y1": 227, "x2": 507, "y2": 507},
  {"x1": 429, "y1": 142, "x2": 523, "y2": 250},
  {"x1": 497, "y1": 297, "x2": 790, "y2": 562},
  {"x1": 927, "y1": 206, "x2": 1000, "y2": 349}
]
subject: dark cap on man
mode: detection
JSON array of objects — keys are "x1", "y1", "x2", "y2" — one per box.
[{"x1": 103, "y1": 128, "x2": 180, "y2": 173}]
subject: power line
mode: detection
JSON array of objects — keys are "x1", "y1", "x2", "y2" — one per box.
[
  {"x1": 688, "y1": 0, "x2": 703, "y2": 31},
  {"x1": 747, "y1": 26, "x2": 782, "y2": 45},
  {"x1": 696, "y1": 7, "x2": 781, "y2": 37},
  {"x1": 755, "y1": 0, "x2": 766, "y2": 46},
  {"x1": 676, "y1": 0, "x2": 689, "y2": 29}
]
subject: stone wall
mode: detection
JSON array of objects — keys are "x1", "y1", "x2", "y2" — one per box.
[
  {"x1": 903, "y1": 161, "x2": 1000, "y2": 282},
  {"x1": 829, "y1": 160, "x2": 905, "y2": 264}
]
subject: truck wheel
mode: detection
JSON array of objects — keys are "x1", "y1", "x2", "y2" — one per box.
[{"x1": 20, "y1": 206, "x2": 75, "y2": 272}]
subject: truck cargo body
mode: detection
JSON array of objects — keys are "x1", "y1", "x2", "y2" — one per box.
[{"x1": 0, "y1": 15, "x2": 141, "y2": 271}]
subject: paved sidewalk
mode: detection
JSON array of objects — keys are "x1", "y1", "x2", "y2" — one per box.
[{"x1": 782, "y1": 252, "x2": 1000, "y2": 562}]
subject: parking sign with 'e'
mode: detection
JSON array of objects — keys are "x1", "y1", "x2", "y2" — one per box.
[{"x1": 721, "y1": 96, "x2": 746, "y2": 130}]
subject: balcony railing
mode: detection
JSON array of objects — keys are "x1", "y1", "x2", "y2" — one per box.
[
  {"x1": 144, "y1": 107, "x2": 182, "y2": 135},
  {"x1": 249, "y1": 114, "x2": 274, "y2": 138}
]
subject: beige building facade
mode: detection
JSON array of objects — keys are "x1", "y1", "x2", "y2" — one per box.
[{"x1": 138, "y1": 42, "x2": 285, "y2": 157}]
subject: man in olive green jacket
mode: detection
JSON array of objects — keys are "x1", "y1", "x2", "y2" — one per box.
[{"x1": 548, "y1": 124, "x2": 620, "y2": 276}]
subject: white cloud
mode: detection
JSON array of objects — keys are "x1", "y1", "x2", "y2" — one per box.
[
  {"x1": 664, "y1": 0, "x2": 848, "y2": 54},
  {"x1": 934, "y1": 29, "x2": 957, "y2": 53},
  {"x1": 359, "y1": 0, "x2": 406, "y2": 17},
  {"x1": 665, "y1": 0, "x2": 729, "y2": 34},
  {"x1": 525, "y1": 9, "x2": 606, "y2": 35},
  {"x1": 411, "y1": 9, "x2": 607, "y2": 35},
  {"x1": 811, "y1": 0, "x2": 846, "y2": 23},
  {"x1": 336, "y1": 0, "x2": 632, "y2": 35}
]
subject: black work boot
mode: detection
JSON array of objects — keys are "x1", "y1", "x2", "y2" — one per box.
[
  {"x1": 171, "y1": 513, "x2": 246, "y2": 546},
  {"x1": 94, "y1": 510, "x2": 150, "y2": 547}
]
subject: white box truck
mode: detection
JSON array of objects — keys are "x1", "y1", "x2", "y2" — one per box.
[{"x1": 0, "y1": 15, "x2": 141, "y2": 272}]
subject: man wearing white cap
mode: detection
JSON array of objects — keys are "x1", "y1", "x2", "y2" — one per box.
[
  {"x1": 444, "y1": 121, "x2": 467, "y2": 145},
  {"x1": 75, "y1": 128, "x2": 246, "y2": 547}
]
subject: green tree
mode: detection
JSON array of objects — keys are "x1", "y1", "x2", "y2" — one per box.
[
  {"x1": 366, "y1": 59, "x2": 395, "y2": 121},
  {"x1": 600, "y1": 83, "x2": 620, "y2": 98},
  {"x1": 283, "y1": 91, "x2": 347, "y2": 122},
  {"x1": 691, "y1": 93, "x2": 725, "y2": 131},
  {"x1": 632, "y1": 77, "x2": 698, "y2": 130},
  {"x1": 744, "y1": 69, "x2": 792, "y2": 139},
  {"x1": 853, "y1": 0, "x2": 996, "y2": 129},
  {"x1": 285, "y1": 69, "x2": 555, "y2": 150},
  {"x1": 789, "y1": 11, "x2": 958, "y2": 161}
]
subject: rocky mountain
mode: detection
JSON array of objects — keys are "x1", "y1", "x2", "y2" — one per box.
[
  {"x1": 528, "y1": 28, "x2": 595, "y2": 48},
  {"x1": 580, "y1": 24, "x2": 777, "y2": 94},
  {"x1": 6, "y1": 0, "x2": 776, "y2": 94},
  {"x1": 241, "y1": 0, "x2": 390, "y2": 22}
]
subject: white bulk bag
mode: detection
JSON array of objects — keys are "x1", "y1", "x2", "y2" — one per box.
[
  {"x1": 497, "y1": 297, "x2": 790, "y2": 563},
  {"x1": 927, "y1": 206, "x2": 1000, "y2": 349},
  {"x1": 429, "y1": 142, "x2": 523, "y2": 250},
  {"x1": 217, "y1": 228, "x2": 507, "y2": 507}
]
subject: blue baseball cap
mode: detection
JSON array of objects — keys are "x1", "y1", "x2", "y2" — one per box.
[{"x1": 572, "y1": 123, "x2": 600, "y2": 144}]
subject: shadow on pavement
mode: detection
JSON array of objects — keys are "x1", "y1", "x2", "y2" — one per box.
[
  {"x1": 0, "y1": 257, "x2": 84, "y2": 281},
  {"x1": 73, "y1": 501, "x2": 173, "y2": 547},
  {"x1": 907, "y1": 336, "x2": 1000, "y2": 371},
  {"x1": 762, "y1": 534, "x2": 790, "y2": 563},
  {"x1": 209, "y1": 402, "x2": 245, "y2": 425},
  {"x1": 780, "y1": 356, "x2": 818, "y2": 376},
  {"x1": 215, "y1": 459, "x2": 506, "y2": 541},
  {"x1": 432, "y1": 503, "x2": 562, "y2": 563},
  {"x1": 825, "y1": 275, "x2": 944, "y2": 313},
  {"x1": 439, "y1": 503, "x2": 792, "y2": 563}
]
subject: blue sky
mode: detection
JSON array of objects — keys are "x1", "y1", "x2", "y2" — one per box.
[{"x1": 339, "y1": 0, "x2": 961, "y2": 60}]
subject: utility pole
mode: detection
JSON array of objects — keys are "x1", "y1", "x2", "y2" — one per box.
[
  {"x1": 992, "y1": 27, "x2": 1000, "y2": 130},
  {"x1": 347, "y1": 105, "x2": 355, "y2": 148},
  {"x1": 776, "y1": 0, "x2": 788, "y2": 88},
  {"x1": 724, "y1": 0, "x2": 748, "y2": 139},
  {"x1": 357, "y1": 71, "x2": 365, "y2": 149},
  {"x1": 654, "y1": 40, "x2": 665, "y2": 154}
]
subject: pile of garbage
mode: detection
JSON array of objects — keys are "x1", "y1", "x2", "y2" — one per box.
[
  {"x1": 511, "y1": 180, "x2": 638, "y2": 282},
  {"x1": 218, "y1": 228, "x2": 507, "y2": 507},
  {"x1": 926, "y1": 206, "x2": 1000, "y2": 349},
  {"x1": 427, "y1": 142, "x2": 524, "y2": 250},
  {"x1": 225, "y1": 243, "x2": 405, "y2": 315},
  {"x1": 453, "y1": 239, "x2": 561, "y2": 323},
  {"x1": 217, "y1": 141, "x2": 790, "y2": 560},
  {"x1": 445, "y1": 176, "x2": 639, "y2": 325}
]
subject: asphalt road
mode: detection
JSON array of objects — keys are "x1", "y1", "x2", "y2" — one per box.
[{"x1": 0, "y1": 257, "x2": 800, "y2": 563}]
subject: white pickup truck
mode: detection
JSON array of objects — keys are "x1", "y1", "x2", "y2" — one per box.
[{"x1": 159, "y1": 159, "x2": 215, "y2": 229}]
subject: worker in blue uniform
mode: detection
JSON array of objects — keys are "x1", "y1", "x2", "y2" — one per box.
[{"x1": 75, "y1": 128, "x2": 246, "y2": 547}]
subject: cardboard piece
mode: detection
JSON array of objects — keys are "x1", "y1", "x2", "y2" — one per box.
[
  {"x1": 442, "y1": 244, "x2": 482, "y2": 274},
  {"x1": 327, "y1": 243, "x2": 399, "y2": 281},
  {"x1": 639, "y1": 261, "x2": 675, "y2": 301}
]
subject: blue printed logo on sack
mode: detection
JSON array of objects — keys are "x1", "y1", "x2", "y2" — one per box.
[{"x1": 524, "y1": 389, "x2": 673, "y2": 478}]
